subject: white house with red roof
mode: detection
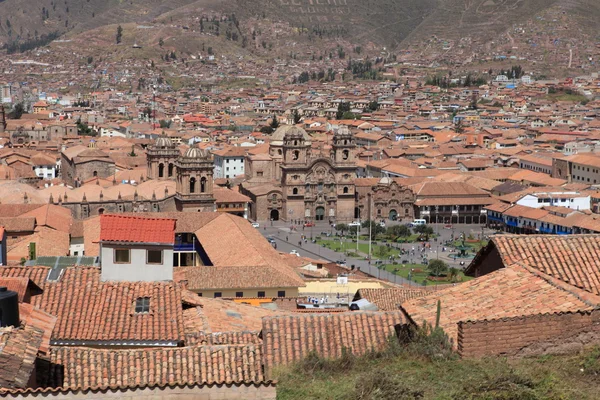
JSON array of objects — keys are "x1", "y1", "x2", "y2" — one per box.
[{"x1": 99, "y1": 215, "x2": 176, "y2": 282}]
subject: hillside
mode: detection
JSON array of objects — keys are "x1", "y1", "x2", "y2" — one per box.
[
  {"x1": 2, "y1": 0, "x2": 600, "y2": 72},
  {"x1": 276, "y1": 344, "x2": 600, "y2": 400}
]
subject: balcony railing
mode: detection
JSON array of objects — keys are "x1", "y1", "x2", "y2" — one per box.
[{"x1": 174, "y1": 242, "x2": 195, "y2": 252}]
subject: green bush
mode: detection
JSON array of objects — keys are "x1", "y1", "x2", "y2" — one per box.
[
  {"x1": 351, "y1": 370, "x2": 424, "y2": 400},
  {"x1": 454, "y1": 369, "x2": 540, "y2": 400}
]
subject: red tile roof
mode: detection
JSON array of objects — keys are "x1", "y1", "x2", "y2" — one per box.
[
  {"x1": 480, "y1": 234, "x2": 600, "y2": 296},
  {"x1": 400, "y1": 264, "x2": 596, "y2": 347},
  {"x1": 353, "y1": 288, "x2": 430, "y2": 311},
  {"x1": 0, "y1": 325, "x2": 45, "y2": 389},
  {"x1": 99, "y1": 214, "x2": 176, "y2": 244},
  {"x1": 0, "y1": 266, "x2": 185, "y2": 345},
  {"x1": 260, "y1": 311, "x2": 406, "y2": 377},
  {"x1": 0, "y1": 277, "x2": 42, "y2": 303},
  {"x1": 41, "y1": 344, "x2": 264, "y2": 390}
]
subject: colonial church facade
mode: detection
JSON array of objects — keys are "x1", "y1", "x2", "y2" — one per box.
[
  {"x1": 147, "y1": 136, "x2": 216, "y2": 212},
  {"x1": 240, "y1": 125, "x2": 358, "y2": 222}
]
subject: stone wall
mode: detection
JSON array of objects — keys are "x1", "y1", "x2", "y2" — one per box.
[{"x1": 458, "y1": 310, "x2": 600, "y2": 358}]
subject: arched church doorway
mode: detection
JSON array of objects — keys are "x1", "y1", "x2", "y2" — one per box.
[
  {"x1": 270, "y1": 209, "x2": 280, "y2": 221},
  {"x1": 389, "y1": 209, "x2": 398, "y2": 221},
  {"x1": 316, "y1": 206, "x2": 325, "y2": 221}
]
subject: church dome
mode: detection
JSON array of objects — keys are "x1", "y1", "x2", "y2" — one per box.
[
  {"x1": 155, "y1": 136, "x2": 174, "y2": 148},
  {"x1": 184, "y1": 146, "x2": 211, "y2": 159},
  {"x1": 270, "y1": 125, "x2": 311, "y2": 145},
  {"x1": 379, "y1": 176, "x2": 392, "y2": 185}
]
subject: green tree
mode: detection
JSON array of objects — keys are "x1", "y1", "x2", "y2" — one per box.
[
  {"x1": 361, "y1": 220, "x2": 385, "y2": 237},
  {"x1": 376, "y1": 245, "x2": 389, "y2": 260},
  {"x1": 159, "y1": 119, "x2": 171, "y2": 129},
  {"x1": 76, "y1": 119, "x2": 94, "y2": 136},
  {"x1": 448, "y1": 267, "x2": 459, "y2": 282},
  {"x1": 8, "y1": 102, "x2": 24, "y2": 119},
  {"x1": 292, "y1": 109, "x2": 302, "y2": 124},
  {"x1": 336, "y1": 102, "x2": 351, "y2": 119},
  {"x1": 367, "y1": 100, "x2": 379, "y2": 112},
  {"x1": 270, "y1": 114, "x2": 280, "y2": 129},
  {"x1": 116, "y1": 25, "x2": 123, "y2": 44},
  {"x1": 414, "y1": 224, "x2": 434, "y2": 240},
  {"x1": 454, "y1": 118, "x2": 465, "y2": 134},
  {"x1": 428, "y1": 259, "x2": 448, "y2": 277},
  {"x1": 335, "y1": 223, "x2": 349, "y2": 236},
  {"x1": 260, "y1": 126, "x2": 273, "y2": 135},
  {"x1": 387, "y1": 225, "x2": 411, "y2": 241}
]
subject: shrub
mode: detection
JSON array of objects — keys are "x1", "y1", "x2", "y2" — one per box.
[
  {"x1": 294, "y1": 347, "x2": 356, "y2": 376},
  {"x1": 404, "y1": 321, "x2": 457, "y2": 362},
  {"x1": 454, "y1": 369, "x2": 540, "y2": 400},
  {"x1": 351, "y1": 370, "x2": 424, "y2": 400}
]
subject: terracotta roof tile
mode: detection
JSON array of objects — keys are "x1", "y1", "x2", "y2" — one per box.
[
  {"x1": 260, "y1": 311, "x2": 406, "y2": 377},
  {"x1": 400, "y1": 264, "x2": 595, "y2": 347},
  {"x1": 0, "y1": 325, "x2": 45, "y2": 389},
  {"x1": 0, "y1": 266, "x2": 185, "y2": 344},
  {"x1": 99, "y1": 214, "x2": 176, "y2": 244},
  {"x1": 0, "y1": 217, "x2": 36, "y2": 233},
  {"x1": 354, "y1": 288, "x2": 430, "y2": 311},
  {"x1": 490, "y1": 234, "x2": 600, "y2": 296},
  {"x1": 41, "y1": 344, "x2": 264, "y2": 390}
]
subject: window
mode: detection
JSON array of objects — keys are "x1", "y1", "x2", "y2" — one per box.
[
  {"x1": 115, "y1": 249, "x2": 131, "y2": 263},
  {"x1": 236, "y1": 292, "x2": 244, "y2": 298},
  {"x1": 257, "y1": 171, "x2": 263, "y2": 177},
  {"x1": 135, "y1": 297, "x2": 150, "y2": 313},
  {"x1": 292, "y1": 150, "x2": 299, "y2": 160},
  {"x1": 197, "y1": 293, "x2": 203, "y2": 297},
  {"x1": 258, "y1": 291, "x2": 266, "y2": 298},
  {"x1": 293, "y1": 188, "x2": 298, "y2": 195},
  {"x1": 147, "y1": 250, "x2": 163, "y2": 264},
  {"x1": 214, "y1": 292, "x2": 222, "y2": 298},
  {"x1": 343, "y1": 186, "x2": 349, "y2": 194},
  {"x1": 278, "y1": 291, "x2": 286, "y2": 297}
]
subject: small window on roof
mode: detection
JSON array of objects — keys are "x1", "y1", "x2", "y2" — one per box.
[{"x1": 135, "y1": 297, "x2": 150, "y2": 314}]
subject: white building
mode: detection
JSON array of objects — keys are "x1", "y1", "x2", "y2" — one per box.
[
  {"x1": 31, "y1": 153, "x2": 58, "y2": 180},
  {"x1": 515, "y1": 192, "x2": 590, "y2": 211},
  {"x1": 99, "y1": 214, "x2": 175, "y2": 282},
  {"x1": 213, "y1": 147, "x2": 247, "y2": 179}
]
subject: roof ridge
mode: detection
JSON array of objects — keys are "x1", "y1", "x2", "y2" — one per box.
[
  {"x1": 458, "y1": 308, "x2": 598, "y2": 325},
  {"x1": 511, "y1": 262, "x2": 600, "y2": 307}
]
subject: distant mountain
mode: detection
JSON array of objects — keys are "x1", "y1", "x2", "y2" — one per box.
[{"x1": 1, "y1": 0, "x2": 598, "y2": 60}]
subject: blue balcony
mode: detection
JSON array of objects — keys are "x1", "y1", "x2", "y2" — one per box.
[
  {"x1": 506, "y1": 219, "x2": 518, "y2": 227},
  {"x1": 174, "y1": 242, "x2": 196, "y2": 251},
  {"x1": 539, "y1": 226, "x2": 554, "y2": 234},
  {"x1": 488, "y1": 214, "x2": 503, "y2": 222},
  {"x1": 556, "y1": 228, "x2": 571, "y2": 235}
]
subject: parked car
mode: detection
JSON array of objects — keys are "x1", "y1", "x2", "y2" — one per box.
[
  {"x1": 251, "y1": 222, "x2": 260, "y2": 228},
  {"x1": 304, "y1": 222, "x2": 315, "y2": 227},
  {"x1": 348, "y1": 221, "x2": 361, "y2": 227},
  {"x1": 336, "y1": 259, "x2": 347, "y2": 266},
  {"x1": 290, "y1": 249, "x2": 300, "y2": 257}
]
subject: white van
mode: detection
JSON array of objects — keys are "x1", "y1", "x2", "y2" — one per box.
[{"x1": 412, "y1": 219, "x2": 427, "y2": 226}]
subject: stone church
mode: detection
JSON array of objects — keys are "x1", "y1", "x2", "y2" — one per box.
[
  {"x1": 147, "y1": 136, "x2": 216, "y2": 212},
  {"x1": 240, "y1": 125, "x2": 358, "y2": 222}
]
